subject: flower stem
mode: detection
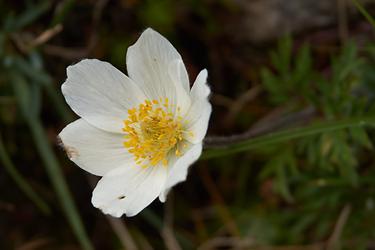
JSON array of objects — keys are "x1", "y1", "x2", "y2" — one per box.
[{"x1": 201, "y1": 117, "x2": 375, "y2": 160}]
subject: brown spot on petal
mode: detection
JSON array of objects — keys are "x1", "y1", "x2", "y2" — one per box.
[
  {"x1": 57, "y1": 136, "x2": 79, "y2": 159},
  {"x1": 118, "y1": 195, "x2": 126, "y2": 200}
]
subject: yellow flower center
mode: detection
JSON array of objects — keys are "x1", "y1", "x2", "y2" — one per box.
[{"x1": 122, "y1": 98, "x2": 186, "y2": 168}]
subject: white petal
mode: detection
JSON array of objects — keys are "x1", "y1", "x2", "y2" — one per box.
[
  {"x1": 190, "y1": 69, "x2": 210, "y2": 100},
  {"x1": 62, "y1": 59, "x2": 146, "y2": 133},
  {"x1": 92, "y1": 165, "x2": 167, "y2": 217},
  {"x1": 58, "y1": 119, "x2": 133, "y2": 176},
  {"x1": 159, "y1": 143, "x2": 202, "y2": 202},
  {"x1": 183, "y1": 70, "x2": 211, "y2": 143},
  {"x1": 126, "y1": 28, "x2": 190, "y2": 115},
  {"x1": 168, "y1": 59, "x2": 191, "y2": 115},
  {"x1": 169, "y1": 59, "x2": 190, "y2": 92}
]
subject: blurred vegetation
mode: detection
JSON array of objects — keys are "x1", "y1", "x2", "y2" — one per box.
[{"x1": 1, "y1": 0, "x2": 375, "y2": 249}]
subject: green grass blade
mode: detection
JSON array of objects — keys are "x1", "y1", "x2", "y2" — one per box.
[
  {"x1": 12, "y1": 56, "x2": 75, "y2": 123},
  {"x1": 202, "y1": 117, "x2": 375, "y2": 160},
  {"x1": 11, "y1": 73, "x2": 94, "y2": 250},
  {"x1": 13, "y1": 1, "x2": 51, "y2": 31},
  {"x1": 0, "y1": 134, "x2": 50, "y2": 215},
  {"x1": 351, "y1": 0, "x2": 375, "y2": 28},
  {"x1": 51, "y1": 0, "x2": 76, "y2": 26}
]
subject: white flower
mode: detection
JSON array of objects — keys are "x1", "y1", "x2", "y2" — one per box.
[{"x1": 58, "y1": 28, "x2": 212, "y2": 217}]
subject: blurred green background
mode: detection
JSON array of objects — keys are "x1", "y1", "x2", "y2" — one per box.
[{"x1": 1, "y1": 0, "x2": 375, "y2": 249}]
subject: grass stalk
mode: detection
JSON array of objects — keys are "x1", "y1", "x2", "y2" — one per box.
[
  {"x1": 202, "y1": 117, "x2": 375, "y2": 160},
  {"x1": 0, "y1": 134, "x2": 50, "y2": 215},
  {"x1": 351, "y1": 0, "x2": 375, "y2": 28},
  {"x1": 11, "y1": 73, "x2": 93, "y2": 250}
]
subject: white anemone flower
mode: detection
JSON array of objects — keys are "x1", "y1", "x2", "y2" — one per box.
[{"x1": 58, "y1": 28, "x2": 212, "y2": 217}]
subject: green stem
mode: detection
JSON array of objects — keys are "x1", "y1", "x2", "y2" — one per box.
[
  {"x1": 12, "y1": 74, "x2": 94, "y2": 250},
  {"x1": 351, "y1": 0, "x2": 375, "y2": 28},
  {"x1": 201, "y1": 117, "x2": 375, "y2": 160},
  {"x1": 0, "y1": 134, "x2": 50, "y2": 215}
]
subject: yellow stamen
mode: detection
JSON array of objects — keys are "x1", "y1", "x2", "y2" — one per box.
[{"x1": 122, "y1": 99, "x2": 188, "y2": 168}]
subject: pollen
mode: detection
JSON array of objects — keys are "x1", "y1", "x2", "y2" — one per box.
[{"x1": 122, "y1": 98, "x2": 185, "y2": 167}]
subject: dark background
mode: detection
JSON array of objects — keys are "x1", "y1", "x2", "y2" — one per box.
[{"x1": 1, "y1": 0, "x2": 375, "y2": 249}]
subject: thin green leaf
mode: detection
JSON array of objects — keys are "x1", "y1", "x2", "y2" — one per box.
[
  {"x1": 11, "y1": 73, "x2": 94, "y2": 250},
  {"x1": 0, "y1": 134, "x2": 50, "y2": 215},
  {"x1": 12, "y1": 57, "x2": 74, "y2": 122},
  {"x1": 12, "y1": 1, "x2": 51, "y2": 31},
  {"x1": 350, "y1": 127, "x2": 373, "y2": 149},
  {"x1": 12, "y1": 56, "x2": 74, "y2": 122},
  {"x1": 13, "y1": 56, "x2": 51, "y2": 85},
  {"x1": 351, "y1": 0, "x2": 375, "y2": 28},
  {"x1": 293, "y1": 43, "x2": 312, "y2": 87},
  {"x1": 202, "y1": 117, "x2": 375, "y2": 160},
  {"x1": 51, "y1": 0, "x2": 76, "y2": 26},
  {"x1": 29, "y1": 81, "x2": 42, "y2": 117},
  {"x1": 275, "y1": 163, "x2": 294, "y2": 202},
  {"x1": 272, "y1": 36, "x2": 292, "y2": 78}
]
